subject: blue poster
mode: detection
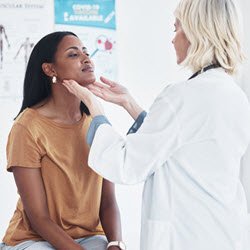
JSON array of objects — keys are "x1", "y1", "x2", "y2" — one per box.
[{"x1": 55, "y1": 0, "x2": 116, "y2": 30}]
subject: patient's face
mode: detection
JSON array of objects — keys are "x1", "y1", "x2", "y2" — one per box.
[{"x1": 53, "y1": 35, "x2": 95, "y2": 86}]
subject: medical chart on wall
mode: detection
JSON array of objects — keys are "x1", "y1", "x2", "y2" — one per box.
[{"x1": 0, "y1": 0, "x2": 54, "y2": 99}]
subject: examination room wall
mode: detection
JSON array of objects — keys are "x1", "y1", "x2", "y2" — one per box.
[{"x1": 0, "y1": 1, "x2": 249, "y2": 250}]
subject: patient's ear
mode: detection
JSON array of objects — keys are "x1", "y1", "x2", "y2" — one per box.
[{"x1": 42, "y1": 63, "x2": 56, "y2": 77}]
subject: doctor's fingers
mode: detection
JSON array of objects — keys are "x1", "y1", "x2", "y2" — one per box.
[
  {"x1": 87, "y1": 84, "x2": 104, "y2": 98},
  {"x1": 100, "y1": 76, "x2": 117, "y2": 87},
  {"x1": 63, "y1": 80, "x2": 91, "y2": 99}
]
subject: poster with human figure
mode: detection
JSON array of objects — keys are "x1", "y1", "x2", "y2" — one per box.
[
  {"x1": 54, "y1": 0, "x2": 117, "y2": 81},
  {"x1": 0, "y1": 0, "x2": 54, "y2": 98},
  {"x1": 0, "y1": 24, "x2": 11, "y2": 69},
  {"x1": 14, "y1": 37, "x2": 34, "y2": 69}
]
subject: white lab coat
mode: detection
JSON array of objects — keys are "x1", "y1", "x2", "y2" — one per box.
[{"x1": 88, "y1": 68, "x2": 250, "y2": 250}]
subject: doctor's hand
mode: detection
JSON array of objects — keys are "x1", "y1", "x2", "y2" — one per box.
[
  {"x1": 87, "y1": 76, "x2": 130, "y2": 107},
  {"x1": 88, "y1": 76, "x2": 144, "y2": 120},
  {"x1": 62, "y1": 79, "x2": 104, "y2": 117}
]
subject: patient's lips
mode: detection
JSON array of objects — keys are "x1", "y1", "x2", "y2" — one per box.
[{"x1": 82, "y1": 65, "x2": 94, "y2": 72}]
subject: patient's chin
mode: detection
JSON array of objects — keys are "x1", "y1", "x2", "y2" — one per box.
[{"x1": 79, "y1": 76, "x2": 96, "y2": 87}]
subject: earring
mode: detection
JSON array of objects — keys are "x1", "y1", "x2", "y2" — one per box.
[{"x1": 52, "y1": 76, "x2": 57, "y2": 84}]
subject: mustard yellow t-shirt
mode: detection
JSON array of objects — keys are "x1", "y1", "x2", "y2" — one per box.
[{"x1": 3, "y1": 108, "x2": 104, "y2": 246}]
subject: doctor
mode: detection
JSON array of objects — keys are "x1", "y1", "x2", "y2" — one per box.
[{"x1": 63, "y1": 0, "x2": 250, "y2": 249}]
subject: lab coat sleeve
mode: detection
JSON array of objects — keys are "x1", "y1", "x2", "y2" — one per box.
[
  {"x1": 88, "y1": 94, "x2": 181, "y2": 184},
  {"x1": 87, "y1": 111, "x2": 147, "y2": 146},
  {"x1": 87, "y1": 115, "x2": 111, "y2": 145},
  {"x1": 127, "y1": 111, "x2": 147, "y2": 134}
]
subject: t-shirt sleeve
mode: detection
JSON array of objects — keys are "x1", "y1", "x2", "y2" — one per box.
[{"x1": 6, "y1": 123, "x2": 42, "y2": 171}]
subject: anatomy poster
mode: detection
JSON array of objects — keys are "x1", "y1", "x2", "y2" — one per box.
[
  {"x1": 55, "y1": 0, "x2": 117, "y2": 81},
  {"x1": 0, "y1": 0, "x2": 53, "y2": 98}
]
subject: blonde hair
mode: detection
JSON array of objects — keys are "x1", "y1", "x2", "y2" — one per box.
[{"x1": 174, "y1": 0, "x2": 244, "y2": 74}]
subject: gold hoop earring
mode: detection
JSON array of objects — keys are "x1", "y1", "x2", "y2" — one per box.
[{"x1": 52, "y1": 76, "x2": 57, "y2": 84}]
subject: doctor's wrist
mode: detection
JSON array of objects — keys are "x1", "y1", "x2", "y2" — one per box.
[
  {"x1": 87, "y1": 99, "x2": 105, "y2": 117},
  {"x1": 123, "y1": 96, "x2": 143, "y2": 120}
]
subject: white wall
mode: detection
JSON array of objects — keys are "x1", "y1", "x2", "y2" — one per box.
[
  {"x1": 0, "y1": 1, "x2": 249, "y2": 250},
  {"x1": 238, "y1": 0, "x2": 250, "y2": 211}
]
